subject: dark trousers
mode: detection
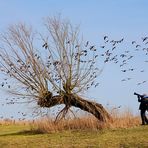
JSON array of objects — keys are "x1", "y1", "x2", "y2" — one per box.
[{"x1": 140, "y1": 109, "x2": 148, "y2": 125}]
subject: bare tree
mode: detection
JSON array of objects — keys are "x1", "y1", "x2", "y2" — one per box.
[{"x1": 0, "y1": 16, "x2": 111, "y2": 122}]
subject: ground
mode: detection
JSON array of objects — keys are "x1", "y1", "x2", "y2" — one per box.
[{"x1": 0, "y1": 124, "x2": 147, "y2": 148}]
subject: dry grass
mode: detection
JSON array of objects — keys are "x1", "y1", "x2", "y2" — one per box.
[
  {"x1": 32, "y1": 116, "x2": 105, "y2": 133},
  {"x1": 0, "y1": 109, "x2": 141, "y2": 133},
  {"x1": 30, "y1": 109, "x2": 141, "y2": 133},
  {"x1": 110, "y1": 110, "x2": 141, "y2": 128}
]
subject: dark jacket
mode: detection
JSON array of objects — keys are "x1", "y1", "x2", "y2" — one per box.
[{"x1": 138, "y1": 95, "x2": 148, "y2": 110}]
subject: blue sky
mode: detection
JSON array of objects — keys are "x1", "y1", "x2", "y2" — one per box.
[{"x1": 0, "y1": 0, "x2": 148, "y2": 119}]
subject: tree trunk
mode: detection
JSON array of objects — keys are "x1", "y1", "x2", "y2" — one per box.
[{"x1": 37, "y1": 93, "x2": 112, "y2": 122}]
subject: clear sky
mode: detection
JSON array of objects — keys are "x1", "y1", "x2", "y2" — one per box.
[{"x1": 0, "y1": 0, "x2": 148, "y2": 119}]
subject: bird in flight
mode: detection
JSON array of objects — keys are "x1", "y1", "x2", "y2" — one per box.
[
  {"x1": 136, "y1": 44, "x2": 141, "y2": 48},
  {"x1": 104, "y1": 36, "x2": 108, "y2": 40},
  {"x1": 132, "y1": 41, "x2": 136, "y2": 44},
  {"x1": 142, "y1": 37, "x2": 148, "y2": 42},
  {"x1": 42, "y1": 42, "x2": 48, "y2": 49},
  {"x1": 85, "y1": 41, "x2": 89, "y2": 47},
  {"x1": 100, "y1": 45, "x2": 105, "y2": 48}
]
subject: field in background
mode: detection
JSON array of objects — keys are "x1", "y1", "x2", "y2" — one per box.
[{"x1": 0, "y1": 110, "x2": 147, "y2": 147}]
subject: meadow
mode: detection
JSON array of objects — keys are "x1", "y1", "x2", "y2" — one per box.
[{"x1": 0, "y1": 111, "x2": 148, "y2": 148}]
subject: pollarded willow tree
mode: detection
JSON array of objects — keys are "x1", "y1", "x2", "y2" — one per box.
[{"x1": 0, "y1": 16, "x2": 112, "y2": 122}]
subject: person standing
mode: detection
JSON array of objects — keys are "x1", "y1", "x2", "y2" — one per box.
[{"x1": 134, "y1": 92, "x2": 148, "y2": 125}]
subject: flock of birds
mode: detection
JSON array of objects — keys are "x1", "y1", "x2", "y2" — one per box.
[
  {"x1": 72, "y1": 35, "x2": 148, "y2": 88},
  {"x1": 0, "y1": 35, "x2": 148, "y2": 120},
  {"x1": 99, "y1": 35, "x2": 148, "y2": 85}
]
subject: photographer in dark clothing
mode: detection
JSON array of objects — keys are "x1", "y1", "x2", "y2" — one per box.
[{"x1": 134, "y1": 92, "x2": 148, "y2": 125}]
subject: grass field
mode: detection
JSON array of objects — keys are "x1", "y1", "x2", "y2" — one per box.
[{"x1": 0, "y1": 124, "x2": 148, "y2": 148}]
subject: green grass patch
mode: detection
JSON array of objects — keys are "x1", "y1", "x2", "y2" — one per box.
[{"x1": 0, "y1": 125, "x2": 147, "y2": 147}]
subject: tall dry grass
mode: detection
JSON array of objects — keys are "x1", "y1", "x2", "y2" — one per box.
[
  {"x1": 110, "y1": 109, "x2": 141, "y2": 128},
  {"x1": 31, "y1": 109, "x2": 141, "y2": 133},
  {"x1": 0, "y1": 109, "x2": 142, "y2": 133},
  {"x1": 31, "y1": 116, "x2": 106, "y2": 133}
]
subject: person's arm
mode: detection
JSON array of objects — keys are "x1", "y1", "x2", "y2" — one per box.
[{"x1": 134, "y1": 92, "x2": 143, "y2": 102}]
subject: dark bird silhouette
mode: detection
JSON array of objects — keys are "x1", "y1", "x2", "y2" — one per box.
[
  {"x1": 114, "y1": 61, "x2": 118, "y2": 64},
  {"x1": 137, "y1": 82, "x2": 141, "y2": 85},
  {"x1": 121, "y1": 79, "x2": 126, "y2": 82},
  {"x1": 127, "y1": 56, "x2": 133, "y2": 60},
  {"x1": 110, "y1": 40, "x2": 115, "y2": 43},
  {"x1": 142, "y1": 80, "x2": 147, "y2": 83},
  {"x1": 112, "y1": 46, "x2": 116, "y2": 50},
  {"x1": 118, "y1": 105, "x2": 122, "y2": 108},
  {"x1": 66, "y1": 40, "x2": 70, "y2": 44},
  {"x1": 121, "y1": 70, "x2": 126, "y2": 72},
  {"x1": 105, "y1": 40, "x2": 109, "y2": 43},
  {"x1": 90, "y1": 45, "x2": 95, "y2": 50},
  {"x1": 120, "y1": 54, "x2": 126, "y2": 58},
  {"x1": 95, "y1": 55, "x2": 98, "y2": 58},
  {"x1": 125, "y1": 50, "x2": 130, "y2": 53},
  {"x1": 127, "y1": 78, "x2": 132, "y2": 80},
  {"x1": 120, "y1": 63, "x2": 125, "y2": 67},
  {"x1": 112, "y1": 42, "x2": 116, "y2": 46},
  {"x1": 120, "y1": 38, "x2": 124, "y2": 42},
  {"x1": 136, "y1": 45, "x2": 141, "y2": 48},
  {"x1": 100, "y1": 45, "x2": 105, "y2": 48},
  {"x1": 104, "y1": 36, "x2": 108, "y2": 40},
  {"x1": 119, "y1": 38, "x2": 124, "y2": 43},
  {"x1": 85, "y1": 41, "x2": 89, "y2": 47},
  {"x1": 142, "y1": 37, "x2": 148, "y2": 42},
  {"x1": 95, "y1": 83, "x2": 99, "y2": 87},
  {"x1": 1, "y1": 82, "x2": 4, "y2": 87},
  {"x1": 75, "y1": 45, "x2": 80, "y2": 48},
  {"x1": 129, "y1": 68, "x2": 134, "y2": 71},
  {"x1": 17, "y1": 59, "x2": 21, "y2": 63},
  {"x1": 42, "y1": 42, "x2": 48, "y2": 49},
  {"x1": 132, "y1": 41, "x2": 136, "y2": 44},
  {"x1": 104, "y1": 58, "x2": 109, "y2": 63}
]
